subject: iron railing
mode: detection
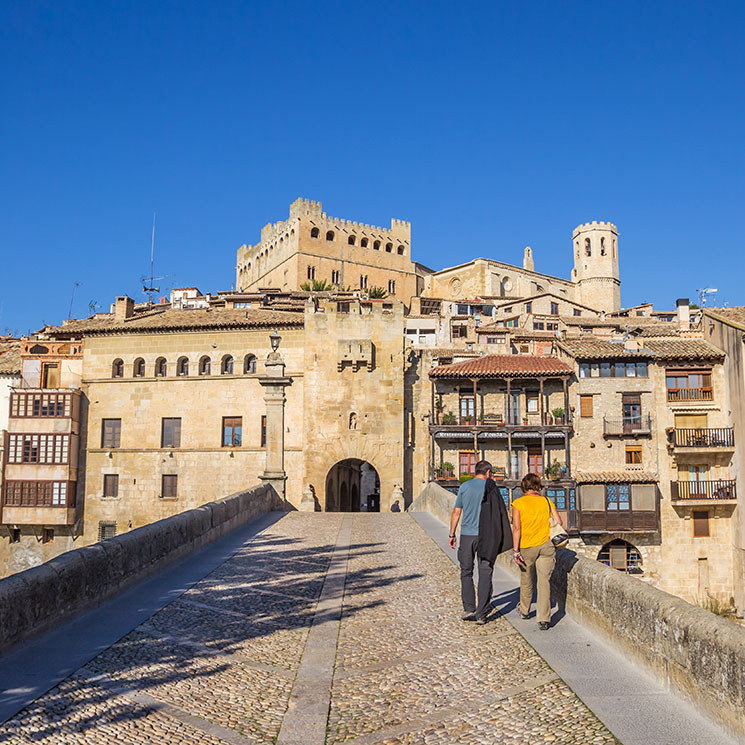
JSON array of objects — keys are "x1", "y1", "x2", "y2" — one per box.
[
  {"x1": 670, "y1": 479, "x2": 737, "y2": 500},
  {"x1": 603, "y1": 414, "x2": 652, "y2": 435},
  {"x1": 672, "y1": 428, "x2": 734, "y2": 448}
]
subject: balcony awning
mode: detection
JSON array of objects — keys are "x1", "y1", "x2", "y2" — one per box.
[
  {"x1": 575, "y1": 470, "x2": 658, "y2": 484},
  {"x1": 434, "y1": 430, "x2": 567, "y2": 441},
  {"x1": 430, "y1": 354, "x2": 572, "y2": 380}
]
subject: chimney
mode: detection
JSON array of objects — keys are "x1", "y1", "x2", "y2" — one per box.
[
  {"x1": 676, "y1": 298, "x2": 690, "y2": 331},
  {"x1": 114, "y1": 296, "x2": 135, "y2": 321}
]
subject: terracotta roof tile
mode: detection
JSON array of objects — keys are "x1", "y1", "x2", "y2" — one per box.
[
  {"x1": 557, "y1": 338, "x2": 723, "y2": 360},
  {"x1": 705, "y1": 307, "x2": 745, "y2": 330},
  {"x1": 576, "y1": 471, "x2": 658, "y2": 484},
  {"x1": 45, "y1": 307, "x2": 305, "y2": 336},
  {"x1": 426, "y1": 348, "x2": 481, "y2": 358},
  {"x1": 430, "y1": 354, "x2": 571, "y2": 378},
  {"x1": 0, "y1": 341, "x2": 21, "y2": 375}
]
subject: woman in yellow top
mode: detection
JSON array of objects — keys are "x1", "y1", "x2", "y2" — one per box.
[{"x1": 511, "y1": 472, "x2": 564, "y2": 630}]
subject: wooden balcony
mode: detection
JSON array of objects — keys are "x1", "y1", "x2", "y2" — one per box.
[
  {"x1": 672, "y1": 428, "x2": 734, "y2": 449},
  {"x1": 667, "y1": 388, "x2": 713, "y2": 403},
  {"x1": 670, "y1": 479, "x2": 737, "y2": 501},
  {"x1": 578, "y1": 509, "x2": 658, "y2": 533},
  {"x1": 603, "y1": 415, "x2": 652, "y2": 436},
  {"x1": 2, "y1": 479, "x2": 77, "y2": 525},
  {"x1": 432, "y1": 411, "x2": 572, "y2": 431}
]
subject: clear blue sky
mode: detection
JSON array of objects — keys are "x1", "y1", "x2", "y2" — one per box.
[{"x1": 2, "y1": 1, "x2": 743, "y2": 333}]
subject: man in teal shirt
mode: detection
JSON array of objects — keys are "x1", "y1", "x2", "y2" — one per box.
[{"x1": 449, "y1": 460, "x2": 493, "y2": 624}]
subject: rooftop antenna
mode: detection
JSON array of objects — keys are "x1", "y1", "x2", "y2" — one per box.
[
  {"x1": 68, "y1": 282, "x2": 81, "y2": 320},
  {"x1": 142, "y1": 212, "x2": 159, "y2": 304},
  {"x1": 696, "y1": 287, "x2": 718, "y2": 308}
]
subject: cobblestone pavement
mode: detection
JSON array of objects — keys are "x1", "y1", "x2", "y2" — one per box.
[{"x1": 0, "y1": 514, "x2": 619, "y2": 744}]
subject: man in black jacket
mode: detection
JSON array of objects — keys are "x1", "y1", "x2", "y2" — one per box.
[{"x1": 449, "y1": 460, "x2": 513, "y2": 625}]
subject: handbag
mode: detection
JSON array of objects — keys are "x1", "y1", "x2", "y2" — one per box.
[{"x1": 546, "y1": 496, "x2": 569, "y2": 549}]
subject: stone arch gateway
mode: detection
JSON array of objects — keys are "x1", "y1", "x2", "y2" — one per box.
[{"x1": 324, "y1": 459, "x2": 380, "y2": 512}]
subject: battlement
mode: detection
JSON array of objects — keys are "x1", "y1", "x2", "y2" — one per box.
[{"x1": 572, "y1": 221, "x2": 618, "y2": 236}]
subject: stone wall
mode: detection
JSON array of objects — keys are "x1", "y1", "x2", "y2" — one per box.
[
  {"x1": 409, "y1": 489, "x2": 745, "y2": 739},
  {"x1": 0, "y1": 483, "x2": 282, "y2": 654}
]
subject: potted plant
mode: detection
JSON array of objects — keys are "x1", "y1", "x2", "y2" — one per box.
[
  {"x1": 462, "y1": 415, "x2": 473, "y2": 425},
  {"x1": 477, "y1": 413, "x2": 484, "y2": 424},
  {"x1": 438, "y1": 461, "x2": 455, "y2": 479},
  {"x1": 442, "y1": 411, "x2": 456, "y2": 425},
  {"x1": 545, "y1": 460, "x2": 563, "y2": 481},
  {"x1": 523, "y1": 416, "x2": 528, "y2": 426},
  {"x1": 435, "y1": 395, "x2": 444, "y2": 424},
  {"x1": 551, "y1": 407, "x2": 565, "y2": 423}
]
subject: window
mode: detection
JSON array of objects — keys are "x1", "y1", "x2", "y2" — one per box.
[
  {"x1": 597, "y1": 540, "x2": 642, "y2": 573},
  {"x1": 625, "y1": 445, "x2": 642, "y2": 464},
  {"x1": 98, "y1": 521, "x2": 117, "y2": 541},
  {"x1": 199, "y1": 356, "x2": 211, "y2": 375},
  {"x1": 348, "y1": 235, "x2": 356, "y2": 245},
  {"x1": 244, "y1": 354, "x2": 257, "y2": 374},
  {"x1": 101, "y1": 419, "x2": 121, "y2": 448},
  {"x1": 103, "y1": 474, "x2": 119, "y2": 498},
  {"x1": 533, "y1": 322, "x2": 545, "y2": 330},
  {"x1": 331, "y1": 270, "x2": 340, "y2": 284},
  {"x1": 504, "y1": 306, "x2": 513, "y2": 313},
  {"x1": 585, "y1": 238, "x2": 591, "y2": 257},
  {"x1": 10, "y1": 392, "x2": 71, "y2": 418},
  {"x1": 526, "y1": 394, "x2": 539, "y2": 413},
  {"x1": 133, "y1": 358, "x2": 145, "y2": 377},
  {"x1": 486, "y1": 336, "x2": 499, "y2": 344},
  {"x1": 581, "y1": 360, "x2": 648, "y2": 378},
  {"x1": 161, "y1": 418, "x2": 181, "y2": 448},
  {"x1": 397, "y1": 245, "x2": 404, "y2": 255},
  {"x1": 360, "y1": 274, "x2": 368, "y2": 289},
  {"x1": 177, "y1": 357, "x2": 189, "y2": 376},
  {"x1": 223, "y1": 416, "x2": 242, "y2": 447},
  {"x1": 361, "y1": 237, "x2": 368, "y2": 247},
  {"x1": 600, "y1": 361, "x2": 612, "y2": 378},
  {"x1": 388, "y1": 279, "x2": 396, "y2": 294},
  {"x1": 9, "y1": 528, "x2": 20, "y2": 544},
  {"x1": 326, "y1": 230, "x2": 334, "y2": 241},
  {"x1": 307, "y1": 265, "x2": 316, "y2": 280},
  {"x1": 155, "y1": 357, "x2": 167, "y2": 377},
  {"x1": 666, "y1": 369, "x2": 713, "y2": 402},
  {"x1": 7, "y1": 434, "x2": 69, "y2": 464},
  {"x1": 600, "y1": 237, "x2": 606, "y2": 256},
  {"x1": 546, "y1": 488, "x2": 576, "y2": 511},
  {"x1": 221, "y1": 355, "x2": 234, "y2": 375},
  {"x1": 546, "y1": 322, "x2": 558, "y2": 331},
  {"x1": 550, "y1": 302, "x2": 559, "y2": 315},
  {"x1": 525, "y1": 302, "x2": 532, "y2": 313},
  {"x1": 606, "y1": 484, "x2": 630, "y2": 511},
  {"x1": 385, "y1": 242, "x2": 392, "y2": 252},
  {"x1": 373, "y1": 240, "x2": 380, "y2": 250},
  {"x1": 573, "y1": 309, "x2": 581, "y2": 317},
  {"x1": 693, "y1": 510, "x2": 710, "y2": 537},
  {"x1": 42, "y1": 528, "x2": 54, "y2": 543},
  {"x1": 42, "y1": 363, "x2": 59, "y2": 388},
  {"x1": 261, "y1": 415, "x2": 267, "y2": 447},
  {"x1": 112, "y1": 359, "x2": 124, "y2": 378},
  {"x1": 452, "y1": 325, "x2": 467, "y2": 338},
  {"x1": 622, "y1": 393, "x2": 642, "y2": 432},
  {"x1": 459, "y1": 451, "x2": 476, "y2": 477},
  {"x1": 310, "y1": 227, "x2": 319, "y2": 238},
  {"x1": 161, "y1": 474, "x2": 178, "y2": 499},
  {"x1": 580, "y1": 395, "x2": 593, "y2": 418}
]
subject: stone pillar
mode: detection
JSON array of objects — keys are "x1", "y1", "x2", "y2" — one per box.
[{"x1": 259, "y1": 349, "x2": 293, "y2": 507}]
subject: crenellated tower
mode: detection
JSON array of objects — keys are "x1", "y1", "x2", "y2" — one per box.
[{"x1": 571, "y1": 221, "x2": 620, "y2": 313}]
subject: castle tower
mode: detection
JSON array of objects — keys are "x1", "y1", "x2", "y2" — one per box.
[
  {"x1": 571, "y1": 222, "x2": 620, "y2": 313},
  {"x1": 523, "y1": 246, "x2": 534, "y2": 272}
]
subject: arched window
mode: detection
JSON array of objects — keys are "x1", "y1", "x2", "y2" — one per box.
[
  {"x1": 600, "y1": 237, "x2": 606, "y2": 256},
  {"x1": 385, "y1": 242, "x2": 393, "y2": 252},
  {"x1": 112, "y1": 359, "x2": 124, "y2": 378},
  {"x1": 373, "y1": 240, "x2": 380, "y2": 250},
  {"x1": 585, "y1": 238, "x2": 591, "y2": 257},
  {"x1": 613, "y1": 239, "x2": 617, "y2": 257},
  {"x1": 348, "y1": 235, "x2": 356, "y2": 245},
  {"x1": 311, "y1": 227, "x2": 319, "y2": 238},
  {"x1": 597, "y1": 539, "x2": 643, "y2": 574},
  {"x1": 349, "y1": 412, "x2": 358, "y2": 430},
  {"x1": 155, "y1": 357, "x2": 167, "y2": 377},
  {"x1": 244, "y1": 354, "x2": 257, "y2": 374},
  {"x1": 397, "y1": 245, "x2": 404, "y2": 255},
  {"x1": 575, "y1": 240, "x2": 579, "y2": 259},
  {"x1": 199, "y1": 356, "x2": 211, "y2": 375},
  {"x1": 360, "y1": 238, "x2": 368, "y2": 248},
  {"x1": 177, "y1": 357, "x2": 189, "y2": 376},
  {"x1": 326, "y1": 230, "x2": 335, "y2": 241},
  {"x1": 221, "y1": 355, "x2": 234, "y2": 375},
  {"x1": 133, "y1": 358, "x2": 145, "y2": 377}
]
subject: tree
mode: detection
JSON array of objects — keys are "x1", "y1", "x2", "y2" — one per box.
[
  {"x1": 368, "y1": 286, "x2": 388, "y2": 299},
  {"x1": 300, "y1": 279, "x2": 333, "y2": 292}
]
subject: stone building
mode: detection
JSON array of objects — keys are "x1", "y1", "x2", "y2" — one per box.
[{"x1": 235, "y1": 198, "x2": 430, "y2": 302}]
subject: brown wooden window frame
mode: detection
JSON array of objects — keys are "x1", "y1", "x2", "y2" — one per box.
[
  {"x1": 161, "y1": 474, "x2": 178, "y2": 499},
  {"x1": 261, "y1": 415, "x2": 267, "y2": 447},
  {"x1": 693, "y1": 510, "x2": 710, "y2": 537},
  {"x1": 7, "y1": 433, "x2": 70, "y2": 464},
  {"x1": 550, "y1": 302, "x2": 559, "y2": 315},
  {"x1": 222, "y1": 416, "x2": 242, "y2": 447},
  {"x1": 41, "y1": 362, "x2": 59, "y2": 388},
  {"x1": 103, "y1": 474, "x2": 119, "y2": 498},
  {"x1": 10, "y1": 392, "x2": 72, "y2": 418},
  {"x1": 3, "y1": 480, "x2": 74, "y2": 507},
  {"x1": 101, "y1": 418, "x2": 122, "y2": 449},
  {"x1": 625, "y1": 445, "x2": 642, "y2": 464},
  {"x1": 161, "y1": 417, "x2": 182, "y2": 448}
]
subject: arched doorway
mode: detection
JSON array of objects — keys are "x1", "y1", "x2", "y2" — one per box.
[{"x1": 325, "y1": 459, "x2": 380, "y2": 512}]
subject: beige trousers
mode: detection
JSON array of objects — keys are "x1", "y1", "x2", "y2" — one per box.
[{"x1": 519, "y1": 540, "x2": 556, "y2": 623}]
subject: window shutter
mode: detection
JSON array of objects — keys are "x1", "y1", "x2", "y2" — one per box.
[
  {"x1": 693, "y1": 510, "x2": 710, "y2": 537},
  {"x1": 580, "y1": 395, "x2": 593, "y2": 418}
]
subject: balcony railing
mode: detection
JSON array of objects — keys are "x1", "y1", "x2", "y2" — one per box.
[
  {"x1": 672, "y1": 428, "x2": 734, "y2": 448},
  {"x1": 667, "y1": 388, "x2": 713, "y2": 403},
  {"x1": 603, "y1": 414, "x2": 652, "y2": 436},
  {"x1": 434, "y1": 412, "x2": 571, "y2": 427},
  {"x1": 671, "y1": 479, "x2": 737, "y2": 500}
]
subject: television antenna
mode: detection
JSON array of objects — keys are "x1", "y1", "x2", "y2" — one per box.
[
  {"x1": 68, "y1": 282, "x2": 81, "y2": 320},
  {"x1": 696, "y1": 287, "x2": 718, "y2": 308},
  {"x1": 88, "y1": 300, "x2": 101, "y2": 316},
  {"x1": 141, "y1": 212, "x2": 173, "y2": 303}
]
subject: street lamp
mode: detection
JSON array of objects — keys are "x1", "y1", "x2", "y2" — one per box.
[{"x1": 270, "y1": 331, "x2": 281, "y2": 353}]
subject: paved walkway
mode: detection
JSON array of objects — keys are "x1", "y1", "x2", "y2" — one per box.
[{"x1": 0, "y1": 513, "x2": 737, "y2": 744}]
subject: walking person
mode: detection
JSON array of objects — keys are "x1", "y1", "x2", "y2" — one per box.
[
  {"x1": 511, "y1": 472, "x2": 563, "y2": 630},
  {"x1": 449, "y1": 460, "x2": 512, "y2": 625}
]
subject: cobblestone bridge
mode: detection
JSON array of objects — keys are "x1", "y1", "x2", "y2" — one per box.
[{"x1": 0, "y1": 514, "x2": 737, "y2": 745}]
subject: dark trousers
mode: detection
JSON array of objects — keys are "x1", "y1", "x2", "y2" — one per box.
[{"x1": 457, "y1": 534, "x2": 494, "y2": 618}]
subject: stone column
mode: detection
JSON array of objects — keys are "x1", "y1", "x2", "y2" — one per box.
[{"x1": 259, "y1": 349, "x2": 293, "y2": 507}]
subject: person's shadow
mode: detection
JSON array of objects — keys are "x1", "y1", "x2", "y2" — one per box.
[{"x1": 491, "y1": 586, "x2": 520, "y2": 616}]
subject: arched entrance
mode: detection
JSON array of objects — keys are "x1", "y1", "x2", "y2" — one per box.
[{"x1": 325, "y1": 459, "x2": 380, "y2": 512}]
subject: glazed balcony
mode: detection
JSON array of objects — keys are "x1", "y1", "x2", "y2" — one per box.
[
  {"x1": 670, "y1": 479, "x2": 737, "y2": 501},
  {"x1": 671, "y1": 428, "x2": 734, "y2": 449},
  {"x1": 603, "y1": 414, "x2": 652, "y2": 436}
]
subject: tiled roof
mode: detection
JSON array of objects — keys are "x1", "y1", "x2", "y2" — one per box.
[
  {"x1": 475, "y1": 323, "x2": 510, "y2": 334},
  {"x1": 427, "y1": 348, "x2": 481, "y2": 358},
  {"x1": 557, "y1": 338, "x2": 724, "y2": 361},
  {"x1": 576, "y1": 471, "x2": 658, "y2": 484},
  {"x1": 45, "y1": 307, "x2": 305, "y2": 336},
  {"x1": 705, "y1": 307, "x2": 745, "y2": 330},
  {"x1": 511, "y1": 330, "x2": 557, "y2": 340},
  {"x1": 430, "y1": 354, "x2": 572, "y2": 378},
  {"x1": 0, "y1": 341, "x2": 21, "y2": 375}
]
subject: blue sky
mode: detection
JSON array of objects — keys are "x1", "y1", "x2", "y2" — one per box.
[{"x1": 2, "y1": 1, "x2": 743, "y2": 333}]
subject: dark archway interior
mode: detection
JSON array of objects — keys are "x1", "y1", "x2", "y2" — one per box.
[{"x1": 325, "y1": 459, "x2": 380, "y2": 512}]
